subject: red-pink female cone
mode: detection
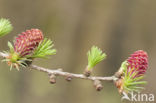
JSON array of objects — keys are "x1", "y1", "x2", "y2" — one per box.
[
  {"x1": 14, "y1": 29, "x2": 43, "y2": 57},
  {"x1": 127, "y1": 50, "x2": 148, "y2": 77},
  {"x1": 115, "y1": 50, "x2": 148, "y2": 93}
]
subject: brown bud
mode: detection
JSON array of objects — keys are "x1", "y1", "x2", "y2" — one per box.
[
  {"x1": 114, "y1": 78, "x2": 123, "y2": 93},
  {"x1": 49, "y1": 74, "x2": 56, "y2": 84},
  {"x1": 114, "y1": 71, "x2": 123, "y2": 78},
  {"x1": 65, "y1": 75, "x2": 73, "y2": 82},
  {"x1": 84, "y1": 67, "x2": 92, "y2": 77},
  {"x1": 94, "y1": 80, "x2": 103, "y2": 91}
]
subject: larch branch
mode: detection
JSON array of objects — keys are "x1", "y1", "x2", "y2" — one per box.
[
  {"x1": 30, "y1": 64, "x2": 115, "y2": 81},
  {"x1": 0, "y1": 51, "x2": 117, "y2": 91}
]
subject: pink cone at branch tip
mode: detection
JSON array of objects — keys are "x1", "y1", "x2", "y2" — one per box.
[
  {"x1": 14, "y1": 29, "x2": 43, "y2": 57},
  {"x1": 127, "y1": 50, "x2": 148, "y2": 77}
]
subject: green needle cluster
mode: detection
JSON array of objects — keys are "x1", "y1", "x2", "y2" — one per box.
[
  {"x1": 0, "y1": 18, "x2": 13, "y2": 37},
  {"x1": 32, "y1": 38, "x2": 56, "y2": 58},
  {"x1": 87, "y1": 46, "x2": 106, "y2": 69}
]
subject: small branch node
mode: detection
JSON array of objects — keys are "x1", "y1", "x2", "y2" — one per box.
[
  {"x1": 93, "y1": 80, "x2": 103, "y2": 91},
  {"x1": 65, "y1": 74, "x2": 73, "y2": 82},
  {"x1": 49, "y1": 74, "x2": 57, "y2": 84},
  {"x1": 114, "y1": 71, "x2": 123, "y2": 79}
]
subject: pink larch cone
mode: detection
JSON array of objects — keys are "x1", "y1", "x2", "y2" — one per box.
[
  {"x1": 127, "y1": 50, "x2": 148, "y2": 77},
  {"x1": 14, "y1": 29, "x2": 43, "y2": 57}
]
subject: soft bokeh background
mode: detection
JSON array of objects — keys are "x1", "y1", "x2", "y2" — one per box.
[{"x1": 0, "y1": 0, "x2": 155, "y2": 103}]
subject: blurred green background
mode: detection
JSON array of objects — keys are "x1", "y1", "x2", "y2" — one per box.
[{"x1": 0, "y1": 0, "x2": 155, "y2": 103}]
